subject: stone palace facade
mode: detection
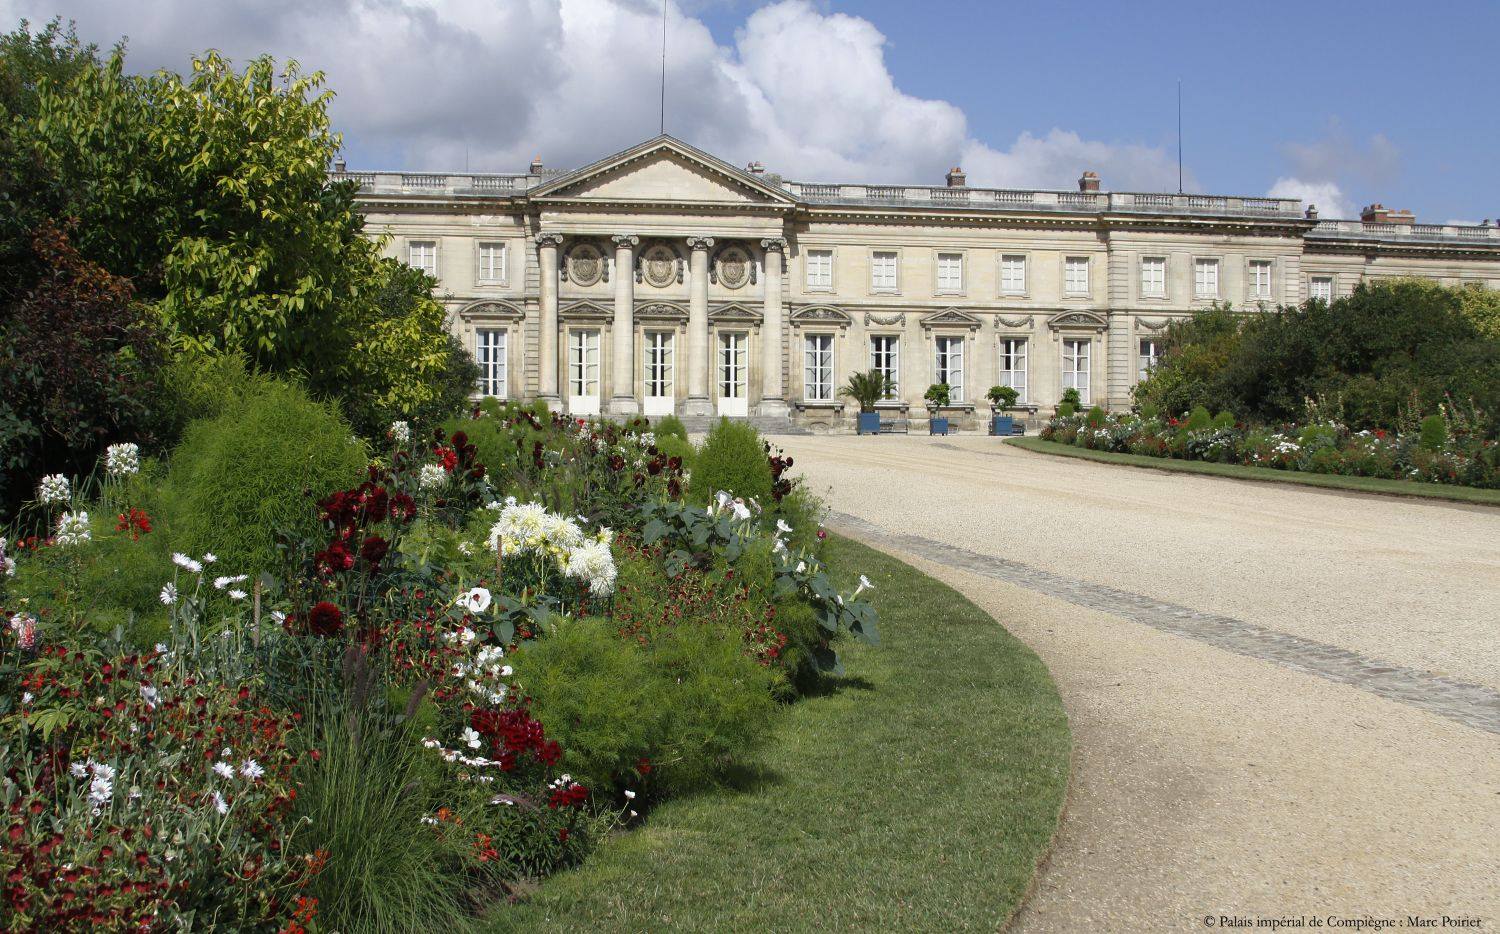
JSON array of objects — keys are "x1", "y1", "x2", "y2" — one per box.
[{"x1": 341, "y1": 136, "x2": 1500, "y2": 430}]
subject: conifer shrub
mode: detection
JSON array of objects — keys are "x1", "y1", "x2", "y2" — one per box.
[
  {"x1": 1419, "y1": 414, "x2": 1448, "y2": 451},
  {"x1": 654, "y1": 414, "x2": 688, "y2": 441},
  {"x1": 1184, "y1": 405, "x2": 1213, "y2": 432},
  {"x1": 164, "y1": 379, "x2": 367, "y2": 575},
  {"x1": 686, "y1": 418, "x2": 773, "y2": 506},
  {"x1": 1085, "y1": 406, "x2": 1107, "y2": 429},
  {"x1": 1212, "y1": 411, "x2": 1236, "y2": 429}
]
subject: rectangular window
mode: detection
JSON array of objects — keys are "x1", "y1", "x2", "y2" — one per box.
[
  {"x1": 1310, "y1": 276, "x2": 1334, "y2": 303},
  {"x1": 869, "y1": 335, "x2": 900, "y2": 398},
  {"x1": 1000, "y1": 254, "x2": 1027, "y2": 294},
  {"x1": 1140, "y1": 256, "x2": 1166, "y2": 297},
  {"x1": 1138, "y1": 338, "x2": 1161, "y2": 381},
  {"x1": 1064, "y1": 256, "x2": 1090, "y2": 296},
  {"x1": 477, "y1": 242, "x2": 506, "y2": 282},
  {"x1": 475, "y1": 328, "x2": 507, "y2": 398},
  {"x1": 718, "y1": 333, "x2": 747, "y2": 399},
  {"x1": 934, "y1": 336, "x2": 965, "y2": 402},
  {"x1": 1062, "y1": 338, "x2": 1091, "y2": 404},
  {"x1": 1194, "y1": 258, "x2": 1220, "y2": 298},
  {"x1": 806, "y1": 249, "x2": 833, "y2": 289},
  {"x1": 567, "y1": 330, "x2": 600, "y2": 398},
  {"x1": 871, "y1": 251, "x2": 898, "y2": 291},
  {"x1": 1249, "y1": 260, "x2": 1273, "y2": 299},
  {"x1": 936, "y1": 252, "x2": 963, "y2": 292},
  {"x1": 644, "y1": 332, "x2": 674, "y2": 399},
  {"x1": 408, "y1": 240, "x2": 438, "y2": 276},
  {"x1": 804, "y1": 334, "x2": 834, "y2": 400},
  {"x1": 999, "y1": 338, "x2": 1028, "y2": 403}
]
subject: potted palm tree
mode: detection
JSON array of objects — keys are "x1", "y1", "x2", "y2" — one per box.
[
  {"x1": 924, "y1": 383, "x2": 951, "y2": 435},
  {"x1": 987, "y1": 385, "x2": 1020, "y2": 436},
  {"x1": 839, "y1": 370, "x2": 894, "y2": 435}
]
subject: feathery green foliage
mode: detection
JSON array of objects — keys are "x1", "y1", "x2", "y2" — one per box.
[{"x1": 687, "y1": 418, "x2": 773, "y2": 506}]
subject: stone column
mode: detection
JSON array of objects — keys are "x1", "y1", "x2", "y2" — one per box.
[
  {"x1": 536, "y1": 233, "x2": 564, "y2": 406},
  {"x1": 683, "y1": 236, "x2": 715, "y2": 416},
  {"x1": 609, "y1": 234, "x2": 640, "y2": 415},
  {"x1": 757, "y1": 238, "x2": 790, "y2": 418}
]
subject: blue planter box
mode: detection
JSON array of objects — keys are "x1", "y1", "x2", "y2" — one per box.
[
  {"x1": 991, "y1": 414, "x2": 1014, "y2": 436},
  {"x1": 857, "y1": 412, "x2": 881, "y2": 435},
  {"x1": 929, "y1": 416, "x2": 950, "y2": 436}
]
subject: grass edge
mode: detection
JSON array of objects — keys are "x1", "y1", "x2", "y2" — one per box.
[{"x1": 1006, "y1": 436, "x2": 1500, "y2": 506}]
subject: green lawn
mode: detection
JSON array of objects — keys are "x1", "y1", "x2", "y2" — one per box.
[
  {"x1": 487, "y1": 534, "x2": 1071, "y2": 933},
  {"x1": 1009, "y1": 436, "x2": 1500, "y2": 506}
]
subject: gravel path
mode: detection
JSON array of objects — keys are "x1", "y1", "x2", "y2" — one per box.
[{"x1": 777, "y1": 434, "x2": 1500, "y2": 931}]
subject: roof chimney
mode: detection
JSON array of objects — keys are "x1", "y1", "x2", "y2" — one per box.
[
  {"x1": 747, "y1": 161, "x2": 765, "y2": 176},
  {"x1": 333, "y1": 157, "x2": 347, "y2": 174},
  {"x1": 529, "y1": 155, "x2": 544, "y2": 175},
  {"x1": 1360, "y1": 203, "x2": 1414, "y2": 225},
  {"x1": 1305, "y1": 204, "x2": 1318, "y2": 220},
  {"x1": 1078, "y1": 170, "x2": 1100, "y2": 192},
  {"x1": 946, "y1": 166, "x2": 966, "y2": 188}
]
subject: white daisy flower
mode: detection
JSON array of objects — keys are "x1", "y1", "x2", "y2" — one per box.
[
  {"x1": 212, "y1": 762, "x2": 235, "y2": 780},
  {"x1": 159, "y1": 583, "x2": 178, "y2": 606},
  {"x1": 171, "y1": 553, "x2": 202, "y2": 574},
  {"x1": 239, "y1": 759, "x2": 265, "y2": 781}
]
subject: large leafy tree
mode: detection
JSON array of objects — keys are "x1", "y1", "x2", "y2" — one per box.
[{"x1": 9, "y1": 30, "x2": 474, "y2": 433}]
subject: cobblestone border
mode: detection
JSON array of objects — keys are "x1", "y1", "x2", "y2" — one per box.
[{"x1": 826, "y1": 510, "x2": 1500, "y2": 737}]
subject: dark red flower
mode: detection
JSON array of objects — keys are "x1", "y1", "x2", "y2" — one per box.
[
  {"x1": 307, "y1": 602, "x2": 344, "y2": 637},
  {"x1": 360, "y1": 535, "x2": 389, "y2": 565}
]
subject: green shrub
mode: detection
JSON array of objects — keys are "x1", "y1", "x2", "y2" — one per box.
[
  {"x1": 1139, "y1": 401, "x2": 1160, "y2": 420},
  {"x1": 511, "y1": 617, "x2": 656, "y2": 790},
  {"x1": 1212, "y1": 411, "x2": 1236, "y2": 429},
  {"x1": 1184, "y1": 405, "x2": 1212, "y2": 432},
  {"x1": 1084, "y1": 406, "x2": 1106, "y2": 428},
  {"x1": 154, "y1": 349, "x2": 270, "y2": 441},
  {"x1": 1059, "y1": 387, "x2": 1082, "y2": 408},
  {"x1": 513, "y1": 614, "x2": 777, "y2": 795},
  {"x1": 654, "y1": 414, "x2": 688, "y2": 441},
  {"x1": 645, "y1": 622, "x2": 776, "y2": 795},
  {"x1": 1056, "y1": 403, "x2": 1076, "y2": 418},
  {"x1": 654, "y1": 432, "x2": 696, "y2": 470},
  {"x1": 687, "y1": 418, "x2": 772, "y2": 507},
  {"x1": 1419, "y1": 414, "x2": 1448, "y2": 451},
  {"x1": 164, "y1": 379, "x2": 367, "y2": 575}
]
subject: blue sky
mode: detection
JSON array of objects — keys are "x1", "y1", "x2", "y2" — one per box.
[
  {"x1": 5, "y1": 0, "x2": 1495, "y2": 222},
  {"x1": 692, "y1": 0, "x2": 1498, "y2": 222}
]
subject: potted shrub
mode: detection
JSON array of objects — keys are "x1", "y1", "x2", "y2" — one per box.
[
  {"x1": 924, "y1": 383, "x2": 951, "y2": 435},
  {"x1": 987, "y1": 385, "x2": 1020, "y2": 437},
  {"x1": 839, "y1": 370, "x2": 894, "y2": 435}
]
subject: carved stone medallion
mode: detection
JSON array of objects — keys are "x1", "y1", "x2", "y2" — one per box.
[
  {"x1": 717, "y1": 247, "x2": 750, "y2": 289},
  {"x1": 642, "y1": 245, "x2": 678, "y2": 288},
  {"x1": 566, "y1": 243, "x2": 604, "y2": 287}
]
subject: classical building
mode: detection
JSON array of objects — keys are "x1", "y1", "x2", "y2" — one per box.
[{"x1": 341, "y1": 135, "x2": 1500, "y2": 430}]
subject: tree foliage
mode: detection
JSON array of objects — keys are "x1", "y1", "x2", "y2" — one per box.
[
  {"x1": 1134, "y1": 281, "x2": 1500, "y2": 432},
  {"x1": 0, "y1": 220, "x2": 166, "y2": 509}
]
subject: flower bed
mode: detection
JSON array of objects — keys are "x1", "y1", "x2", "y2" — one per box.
[
  {"x1": 1040, "y1": 407, "x2": 1500, "y2": 488},
  {"x1": 2, "y1": 404, "x2": 877, "y2": 930}
]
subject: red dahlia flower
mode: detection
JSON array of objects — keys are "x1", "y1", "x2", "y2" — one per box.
[{"x1": 307, "y1": 602, "x2": 344, "y2": 637}]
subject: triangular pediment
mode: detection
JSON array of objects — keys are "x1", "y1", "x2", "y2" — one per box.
[
  {"x1": 559, "y1": 300, "x2": 612, "y2": 321},
  {"x1": 709, "y1": 302, "x2": 763, "y2": 323},
  {"x1": 531, "y1": 136, "x2": 794, "y2": 206},
  {"x1": 1047, "y1": 310, "x2": 1109, "y2": 332},
  {"x1": 921, "y1": 308, "x2": 982, "y2": 330}
]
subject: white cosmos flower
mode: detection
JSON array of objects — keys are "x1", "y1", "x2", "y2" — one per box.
[
  {"x1": 212, "y1": 762, "x2": 235, "y2": 780},
  {"x1": 456, "y1": 587, "x2": 492, "y2": 614},
  {"x1": 212, "y1": 791, "x2": 229, "y2": 815},
  {"x1": 240, "y1": 759, "x2": 265, "y2": 781},
  {"x1": 213, "y1": 574, "x2": 248, "y2": 590},
  {"x1": 172, "y1": 553, "x2": 202, "y2": 574},
  {"x1": 159, "y1": 583, "x2": 178, "y2": 606},
  {"x1": 461, "y1": 727, "x2": 481, "y2": 750}
]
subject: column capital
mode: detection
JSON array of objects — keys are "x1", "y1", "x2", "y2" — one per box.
[
  {"x1": 760, "y1": 237, "x2": 788, "y2": 253},
  {"x1": 535, "y1": 232, "x2": 565, "y2": 248},
  {"x1": 686, "y1": 236, "x2": 715, "y2": 251},
  {"x1": 611, "y1": 234, "x2": 639, "y2": 248}
]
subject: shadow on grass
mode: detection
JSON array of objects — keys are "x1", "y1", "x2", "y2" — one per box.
[{"x1": 797, "y1": 673, "x2": 877, "y2": 699}]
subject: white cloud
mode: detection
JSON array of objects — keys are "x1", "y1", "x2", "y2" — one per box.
[
  {"x1": 0, "y1": 0, "x2": 1209, "y2": 190},
  {"x1": 1267, "y1": 177, "x2": 1352, "y2": 220},
  {"x1": 960, "y1": 129, "x2": 1190, "y2": 192}
]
